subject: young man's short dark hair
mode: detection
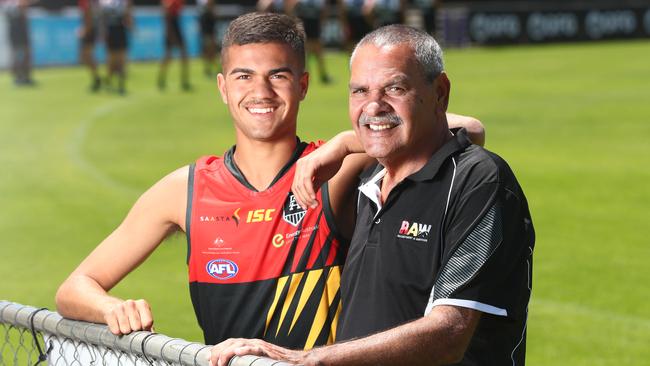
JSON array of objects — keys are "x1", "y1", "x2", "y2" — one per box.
[{"x1": 221, "y1": 12, "x2": 306, "y2": 69}]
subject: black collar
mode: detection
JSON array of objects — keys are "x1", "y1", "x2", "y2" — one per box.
[
  {"x1": 224, "y1": 137, "x2": 308, "y2": 192},
  {"x1": 408, "y1": 128, "x2": 472, "y2": 182}
]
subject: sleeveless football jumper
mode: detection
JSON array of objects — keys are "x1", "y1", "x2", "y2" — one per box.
[{"x1": 186, "y1": 141, "x2": 348, "y2": 348}]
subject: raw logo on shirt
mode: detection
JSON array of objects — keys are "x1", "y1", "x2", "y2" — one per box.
[{"x1": 397, "y1": 220, "x2": 431, "y2": 242}]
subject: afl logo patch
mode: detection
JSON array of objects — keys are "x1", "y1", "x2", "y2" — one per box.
[
  {"x1": 206, "y1": 259, "x2": 238, "y2": 280},
  {"x1": 283, "y1": 192, "x2": 306, "y2": 227}
]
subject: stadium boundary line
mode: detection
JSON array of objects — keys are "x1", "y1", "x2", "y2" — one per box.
[{"x1": 66, "y1": 98, "x2": 143, "y2": 197}]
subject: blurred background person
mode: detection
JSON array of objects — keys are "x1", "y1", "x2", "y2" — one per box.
[
  {"x1": 196, "y1": 0, "x2": 218, "y2": 78},
  {"x1": 413, "y1": 0, "x2": 440, "y2": 36},
  {"x1": 4, "y1": 0, "x2": 36, "y2": 86},
  {"x1": 78, "y1": 0, "x2": 101, "y2": 92},
  {"x1": 340, "y1": 0, "x2": 370, "y2": 51},
  {"x1": 257, "y1": 0, "x2": 284, "y2": 13},
  {"x1": 100, "y1": 0, "x2": 132, "y2": 95},
  {"x1": 365, "y1": 0, "x2": 405, "y2": 29},
  {"x1": 158, "y1": 0, "x2": 191, "y2": 91},
  {"x1": 286, "y1": 0, "x2": 331, "y2": 84}
]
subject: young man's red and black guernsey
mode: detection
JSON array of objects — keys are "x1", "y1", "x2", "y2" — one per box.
[{"x1": 186, "y1": 140, "x2": 348, "y2": 348}]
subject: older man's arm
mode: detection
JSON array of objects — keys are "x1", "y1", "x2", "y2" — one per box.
[{"x1": 209, "y1": 305, "x2": 481, "y2": 366}]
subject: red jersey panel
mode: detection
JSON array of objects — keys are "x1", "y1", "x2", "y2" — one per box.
[{"x1": 187, "y1": 142, "x2": 347, "y2": 348}]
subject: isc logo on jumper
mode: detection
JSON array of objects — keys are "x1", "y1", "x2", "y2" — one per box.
[
  {"x1": 206, "y1": 259, "x2": 238, "y2": 280},
  {"x1": 397, "y1": 220, "x2": 432, "y2": 242},
  {"x1": 246, "y1": 208, "x2": 276, "y2": 223},
  {"x1": 283, "y1": 192, "x2": 306, "y2": 226}
]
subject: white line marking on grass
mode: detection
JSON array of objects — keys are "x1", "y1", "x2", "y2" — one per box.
[{"x1": 67, "y1": 100, "x2": 141, "y2": 197}]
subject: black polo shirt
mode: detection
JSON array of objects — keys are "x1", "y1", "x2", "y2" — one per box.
[{"x1": 337, "y1": 129, "x2": 535, "y2": 365}]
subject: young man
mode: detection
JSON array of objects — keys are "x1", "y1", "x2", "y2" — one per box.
[
  {"x1": 339, "y1": 0, "x2": 371, "y2": 51},
  {"x1": 78, "y1": 0, "x2": 101, "y2": 91},
  {"x1": 100, "y1": 0, "x2": 132, "y2": 95},
  {"x1": 56, "y1": 13, "x2": 483, "y2": 350},
  {"x1": 196, "y1": 0, "x2": 218, "y2": 77},
  {"x1": 209, "y1": 25, "x2": 533, "y2": 366},
  {"x1": 366, "y1": 0, "x2": 405, "y2": 29},
  {"x1": 158, "y1": 0, "x2": 191, "y2": 91},
  {"x1": 5, "y1": 0, "x2": 36, "y2": 86},
  {"x1": 285, "y1": 0, "x2": 331, "y2": 84},
  {"x1": 414, "y1": 0, "x2": 441, "y2": 36}
]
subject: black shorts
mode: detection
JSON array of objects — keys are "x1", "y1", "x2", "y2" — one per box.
[
  {"x1": 300, "y1": 17, "x2": 321, "y2": 40},
  {"x1": 199, "y1": 11, "x2": 216, "y2": 36},
  {"x1": 165, "y1": 14, "x2": 185, "y2": 48},
  {"x1": 8, "y1": 15, "x2": 29, "y2": 48},
  {"x1": 106, "y1": 24, "x2": 128, "y2": 51},
  {"x1": 80, "y1": 27, "x2": 97, "y2": 46},
  {"x1": 346, "y1": 14, "x2": 370, "y2": 43},
  {"x1": 422, "y1": 8, "x2": 437, "y2": 34}
]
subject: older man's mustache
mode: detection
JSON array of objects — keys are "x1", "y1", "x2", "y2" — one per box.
[{"x1": 359, "y1": 113, "x2": 402, "y2": 126}]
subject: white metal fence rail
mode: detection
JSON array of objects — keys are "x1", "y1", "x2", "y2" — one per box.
[{"x1": 0, "y1": 301, "x2": 293, "y2": 366}]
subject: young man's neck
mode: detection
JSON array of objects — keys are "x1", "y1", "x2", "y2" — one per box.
[{"x1": 232, "y1": 135, "x2": 299, "y2": 191}]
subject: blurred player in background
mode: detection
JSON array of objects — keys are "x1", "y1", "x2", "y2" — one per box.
[
  {"x1": 158, "y1": 0, "x2": 191, "y2": 91},
  {"x1": 365, "y1": 0, "x2": 405, "y2": 29},
  {"x1": 286, "y1": 0, "x2": 331, "y2": 84},
  {"x1": 414, "y1": 0, "x2": 440, "y2": 36},
  {"x1": 197, "y1": 0, "x2": 218, "y2": 78},
  {"x1": 339, "y1": 0, "x2": 370, "y2": 51},
  {"x1": 100, "y1": 0, "x2": 132, "y2": 95},
  {"x1": 4, "y1": 0, "x2": 36, "y2": 86},
  {"x1": 256, "y1": 0, "x2": 284, "y2": 13},
  {"x1": 79, "y1": 0, "x2": 101, "y2": 92}
]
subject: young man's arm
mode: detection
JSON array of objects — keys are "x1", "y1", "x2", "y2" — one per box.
[
  {"x1": 55, "y1": 166, "x2": 189, "y2": 335},
  {"x1": 292, "y1": 113, "x2": 485, "y2": 210},
  {"x1": 208, "y1": 305, "x2": 481, "y2": 366}
]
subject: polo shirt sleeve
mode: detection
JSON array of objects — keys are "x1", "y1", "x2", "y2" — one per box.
[{"x1": 426, "y1": 181, "x2": 534, "y2": 320}]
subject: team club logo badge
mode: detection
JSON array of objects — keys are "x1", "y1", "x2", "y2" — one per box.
[
  {"x1": 206, "y1": 259, "x2": 239, "y2": 280},
  {"x1": 283, "y1": 192, "x2": 306, "y2": 227}
]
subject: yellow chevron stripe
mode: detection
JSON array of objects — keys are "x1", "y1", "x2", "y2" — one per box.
[
  {"x1": 277, "y1": 272, "x2": 304, "y2": 337},
  {"x1": 326, "y1": 266, "x2": 342, "y2": 306},
  {"x1": 289, "y1": 269, "x2": 323, "y2": 333},
  {"x1": 265, "y1": 275, "x2": 288, "y2": 331},
  {"x1": 304, "y1": 266, "x2": 343, "y2": 349},
  {"x1": 326, "y1": 267, "x2": 342, "y2": 343}
]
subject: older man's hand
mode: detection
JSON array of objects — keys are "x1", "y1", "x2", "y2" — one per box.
[{"x1": 208, "y1": 338, "x2": 306, "y2": 366}]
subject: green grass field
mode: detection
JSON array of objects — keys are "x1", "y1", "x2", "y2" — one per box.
[{"x1": 1, "y1": 40, "x2": 649, "y2": 365}]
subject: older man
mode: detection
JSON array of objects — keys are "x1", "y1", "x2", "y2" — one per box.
[{"x1": 211, "y1": 24, "x2": 534, "y2": 366}]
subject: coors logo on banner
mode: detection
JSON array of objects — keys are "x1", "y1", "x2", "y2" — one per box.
[
  {"x1": 465, "y1": 2, "x2": 650, "y2": 45},
  {"x1": 527, "y1": 12, "x2": 579, "y2": 41},
  {"x1": 585, "y1": 10, "x2": 637, "y2": 39},
  {"x1": 470, "y1": 13, "x2": 522, "y2": 43},
  {"x1": 283, "y1": 192, "x2": 306, "y2": 227}
]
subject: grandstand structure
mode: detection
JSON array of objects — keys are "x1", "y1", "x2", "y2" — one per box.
[{"x1": 0, "y1": 301, "x2": 293, "y2": 366}]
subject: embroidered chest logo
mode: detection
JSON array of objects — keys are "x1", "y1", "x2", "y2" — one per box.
[
  {"x1": 282, "y1": 192, "x2": 306, "y2": 227},
  {"x1": 397, "y1": 220, "x2": 432, "y2": 242}
]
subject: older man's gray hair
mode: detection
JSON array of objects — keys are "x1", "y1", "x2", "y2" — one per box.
[{"x1": 351, "y1": 24, "x2": 444, "y2": 82}]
